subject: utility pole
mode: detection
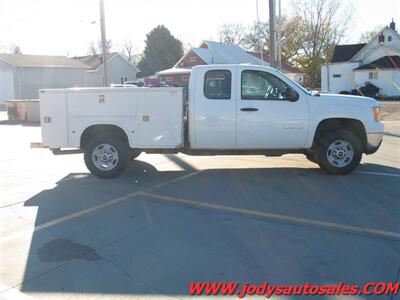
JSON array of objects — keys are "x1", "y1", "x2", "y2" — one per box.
[
  {"x1": 277, "y1": 0, "x2": 282, "y2": 69},
  {"x1": 99, "y1": 0, "x2": 108, "y2": 86},
  {"x1": 269, "y1": 0, "x2": 276, "y2": 68}
]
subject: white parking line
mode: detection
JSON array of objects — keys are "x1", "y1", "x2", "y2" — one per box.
[
  {"x1": 355, "y1": 170, "x2": 400, "y2": 177},
  {"x1": 0, "y1": 171, "x2": 202, "y2": 244},
  {"x1": 141, "y1": 192, "x2": 400, "y2": 241}
]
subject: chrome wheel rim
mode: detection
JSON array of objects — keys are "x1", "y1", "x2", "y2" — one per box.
[
  {"x1": 326, "y1": 140, "x2": 354, "y2": 168},
  {"x1": 92, "y1": 144, "x2": 119, "y2": 171}
]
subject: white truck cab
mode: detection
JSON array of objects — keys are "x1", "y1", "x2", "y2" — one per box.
[{"x1": 40, "y1": 64, "x2": 383, "y2": 178}]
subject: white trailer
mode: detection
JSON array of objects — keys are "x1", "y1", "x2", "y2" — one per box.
[{"x1": 40, "y1": 64, "x2": 383, "y2": 178}]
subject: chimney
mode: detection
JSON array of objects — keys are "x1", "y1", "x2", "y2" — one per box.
[
  {"x1": 390, "y1": 18, "x2": 396, "y2": 31},
  {"x1": 378, "y1": 32, "x2": 385, "y2": 43}
]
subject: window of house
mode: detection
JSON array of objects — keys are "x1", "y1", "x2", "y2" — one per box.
[
  {"x1": 388, "y1": 36, "x2": 392, "y2": 42},
  {"x1": 182, "y1": 75, "x2": 190, "y2": 82},
  {"x1": 203, "y1": 70, "x2": 231, "y2": 99},
  {"x1": 241, "y1": 70, "x2": 291, "y2": 100},
  {"x1": 333, "y1": 74, "x2": 341, "y2": 78},
  {"x1": 120, "y1": 76, "x2": 128, "y2": 84},
  {"x1": 369, "y1": 72, "x2": 378, "y2": 80}
]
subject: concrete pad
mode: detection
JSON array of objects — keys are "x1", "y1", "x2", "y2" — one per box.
[
  {"x1": 0, "y1": 207, "x2": 32, "y2": 236},
  {"x1": 0, "y1": 174, "x2": 55, "y2": 208},
  {"x1": 0, "y1": 228, "x2": 62, "y2": 290},
  {"x1": 47, "y1": 195, "x2": 185, "y2": 249},
  {"x1": 149, "y1": 167, "x2": 400, "y2": 233},
  {"x1": 19, "y1": 254, "x2": 166, "y2": 297},
  {"x1": 97, "y1": 207, "x2": 400, "y2": 296},
  {"x1": 16, "y1": 184, "x2": 135, "y2": 227},
  {"x1": 98, "y1": 208, "x2": 251, "y2": 295},
  {"x1": 1, "y1": 121, "x2": 400, "y2": 300}
]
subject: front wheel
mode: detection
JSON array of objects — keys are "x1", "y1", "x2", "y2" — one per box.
[
  {"x1": 84, "y1": 135, "x2": 128, "y2": 178},
  {"x1": 315, "y1": 130, "x2": 362, "y2": 175}
]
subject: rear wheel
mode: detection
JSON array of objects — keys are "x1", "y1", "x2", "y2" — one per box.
[
  {"x1": 84, "y1": 135, "x2": 128, "y2": 178},
  {"x1": 315, "y1": 130, "x2": 362, "y2": 175}
]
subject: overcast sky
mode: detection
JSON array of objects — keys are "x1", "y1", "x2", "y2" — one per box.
[{"x1": 0, "y1": 0, "x2": 399, "y2": 57}]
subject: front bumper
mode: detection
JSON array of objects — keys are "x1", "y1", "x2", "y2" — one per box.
[{"x1": 366, "y1": 133, "x2": 383, "y2": 154}]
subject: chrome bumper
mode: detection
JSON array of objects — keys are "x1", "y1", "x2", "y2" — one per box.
[{"x1": 366, "y1": 133, "x2": 383, "y2": 154}]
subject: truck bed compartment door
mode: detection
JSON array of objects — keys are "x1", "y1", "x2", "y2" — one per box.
[
  {"x1": 192, "y1": 67, "x2": 237, "y2": 149},
  {"x1": 137, "y1": 89, "x2": 183, "y2": 148}
]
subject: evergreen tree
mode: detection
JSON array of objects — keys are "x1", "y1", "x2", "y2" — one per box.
[{"x1": 138, "y1": 25, "x2": 183, "y2": 76}]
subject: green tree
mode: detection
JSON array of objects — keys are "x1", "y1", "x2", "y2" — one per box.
[{"x1": 138, "y1": 25, "x2": 184, "y2": 76}]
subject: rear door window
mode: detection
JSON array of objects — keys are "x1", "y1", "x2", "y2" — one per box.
[{"x1": 203, "y1": 70, "x2": 231, "y2": 100}]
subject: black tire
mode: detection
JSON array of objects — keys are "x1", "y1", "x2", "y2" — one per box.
[
  {"x1": 315, "y1": 130, "x2": 362, "y2": 175},
  {"x1": 305, "y1": 151, "x2": 316, "y2": 163},
  {"x1": 128, "y1": 149, "x2": 141, "y2": 160},
  {"x1": 84, "y1": 135, "x2": 128, "y2": 178}
]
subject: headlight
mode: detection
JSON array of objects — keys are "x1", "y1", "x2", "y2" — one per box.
[{"x1": 372, "y1": 106, "x2": 380, "y2": 122}]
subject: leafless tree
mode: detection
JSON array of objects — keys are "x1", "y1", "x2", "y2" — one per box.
[
  {"x1": 218, "y1": 23, "x2": 247, "y2": 46},
  {"x1": 243, "y1": 21, "x2": 269, "y2": 52},
  {"x1": 88, "y1": 39, "x2": 113, "y2": 56},
  {"x1": 218, "y1": 0, "x2": 350, "y2": 88},
  {"x1": 119, "y1": 38, "x2": 140, "y2": 64},
  {"x1": 294, "y1": 0, "x2": 352, "y2": 87},
  {"x1": 243, "y1": 17, "x2": 304, "y2": 64},
  {"x1": 358, "y1": 26, "x2": 383, "y2": 43},
  {"x1": 9, "y1": 44, "x2": 22, "y2": 55}
]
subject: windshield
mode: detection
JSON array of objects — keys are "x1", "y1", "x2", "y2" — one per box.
[{"x1": 277, "y1": 70, "x2": 311, "y2": 95}]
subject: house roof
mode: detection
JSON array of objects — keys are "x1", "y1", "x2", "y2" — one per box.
[
  {"x1": 172, "y1": 40, "x2": 303, "y2": 75},
  {"x1": 353, "y1": 55, "x2": 400, "y2": 70},
  {"x1": 175, "y1": 41, "x2": 262, "y2": 67},
  {"x1": 74, "y1": 53, "x2": 116, "y2": 70},
  {"x1": 246, "y1": 51, "x2": 303, "y2": 74},
  {"x1": 0, "y1": 53, "x2": 88, "y2": 68},
  {"x1": 331, "y1": 44, "x2": 366, "y2": 63},
  {"x1": 191, "y1": 48, "x2": 213, "y2": 64},
  {"x1": 74, "y1": 52, "x2": 140, "y2": 72},
  {"x1": 202, "y1": 40, "x2": 262, "y2": 64}
]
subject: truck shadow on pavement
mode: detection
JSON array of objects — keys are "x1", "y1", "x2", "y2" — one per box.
[{"x1": 17, "y1": 158, "x2": 400, "y2": 297}]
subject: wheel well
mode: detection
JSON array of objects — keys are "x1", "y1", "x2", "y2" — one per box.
[
  {"x1": 313, "y1": 118, "x2": 367, "y2": 152},
  {"x1": 80, "y1": 125, "x2": 129, "y2": 149}
]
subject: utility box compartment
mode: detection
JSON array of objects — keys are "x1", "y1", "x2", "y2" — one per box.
[{"x1": 39, "y1": 87, "x2": 184, "y2": 149}]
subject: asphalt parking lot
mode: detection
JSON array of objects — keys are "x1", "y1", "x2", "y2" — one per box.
[{"x1": 0, "y1": 119, "x2": 399, "y2": 299}]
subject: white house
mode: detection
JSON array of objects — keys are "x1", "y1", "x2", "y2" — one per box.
[
  {"x1": 321, "y1": 20, "x2": 400, "y2": 97},
  {"x1": 0, "y1": 54, "x2": 88, "y2": 106},
  {"x1": 75, "y1": 52, "x2": 140, "y2": 87},
  {"x1": 158, "y1": 40, "x2": 304, "y2": 86}
]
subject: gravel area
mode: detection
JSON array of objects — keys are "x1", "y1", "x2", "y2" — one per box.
[{"x1": 380, "y1": 101, "x2": 400, "y2": 121}]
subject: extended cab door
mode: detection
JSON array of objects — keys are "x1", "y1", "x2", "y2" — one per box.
[
  {"x1": 191, "y1": 66, "x2": 237, "y2": 149},
  {"x1": 237, "y1": 66, "x2": 309, "y2": 149}
]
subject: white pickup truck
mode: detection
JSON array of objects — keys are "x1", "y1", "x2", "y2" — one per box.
[{"x1": 40, "y1": 64, "x2": 383, "y2": 178}]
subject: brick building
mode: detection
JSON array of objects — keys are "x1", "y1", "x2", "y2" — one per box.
[{"x1": 157, "y1": 40, "x2": 304, "y2": 86}]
